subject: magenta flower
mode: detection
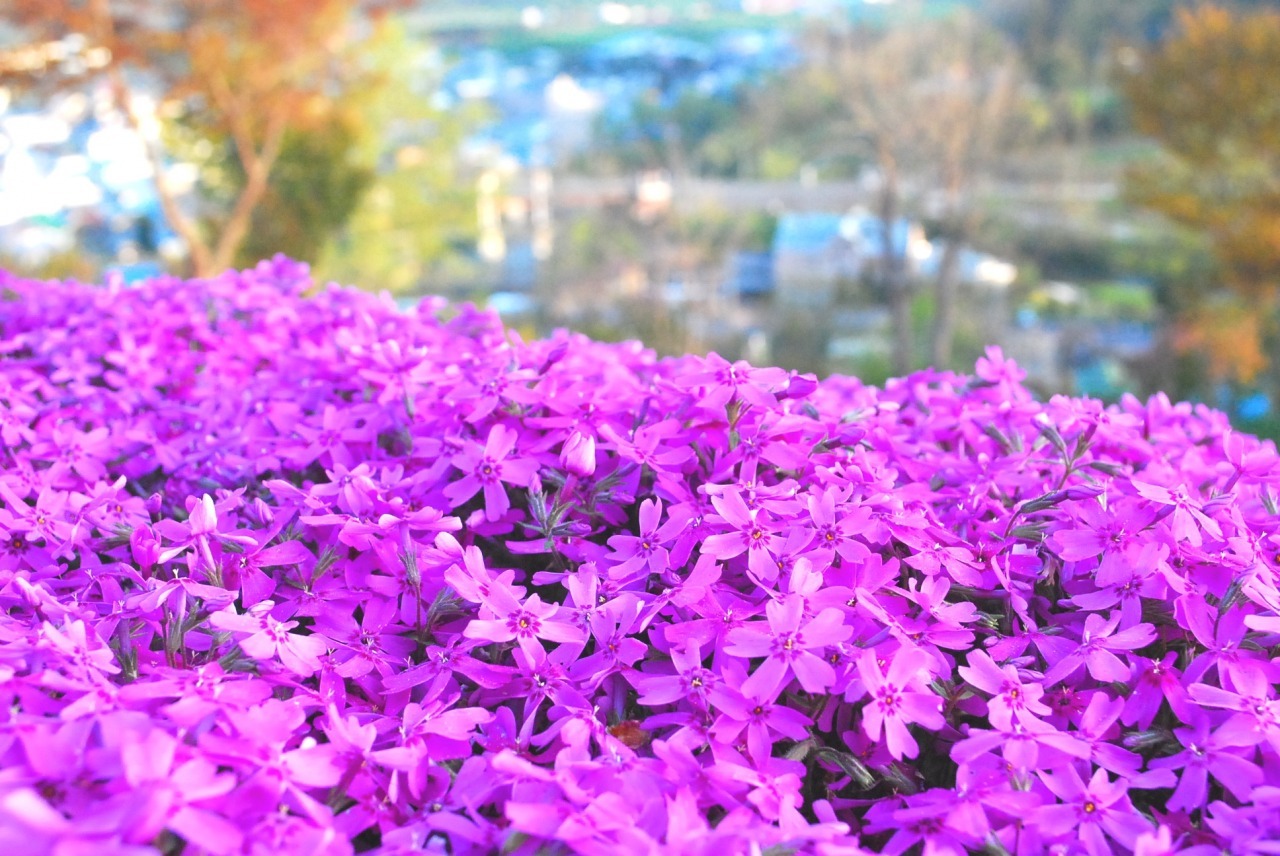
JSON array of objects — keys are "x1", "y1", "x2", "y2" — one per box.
[
  {"x1": 701, "y1": 487, "x2": 780, "y2": 582},
  {"x1": 1050, "y1": 497, "x2": 1159, "y2": 561},
  {"x1": 463, "y1": 581, "x2": 585, "y2": 657},
  {"x1": 710, "y1": 681, "x2": 813, "y2": 763},
  {"x1": 957, "y1": 649, "x2": 1050, "y2": 728},
  {"x1": 676, "y1": 352, "x2": 789, "y2": 410},
  {"x1": 952, "y1": 711, "x2": 1090, "y2": 772},
  {"x1": 805, "y1": 487, "x2": 873, "y2": 564},
  {"x1": 444, "y1": 424, "x2": 540, "y2": 521},
  {"x1": 725, "y1": 595, "x2": 851, "y2": 694},
  {"x1": 605, "y1": 498, "x2": 670, "y2": 580},
  {"x1": 1188, "y1": 661, "x2": 1280, "y2": 753},
  {"x1": 209, "y1": 603, "x2": 329, "y2": 676},
  {"x1": 1033, "y1": 767, "x2": 1154, "y2": 855},
  {"x1": 855, "y1": 647, "x2": 945, "y2": 759},
  {"x1": 1043, "y1": 611, "x2": 1156, "y2": 686},
  {"x1": 119, "y1": 729, "x2": 243, "y2": 855},
  {"x1": 1149, "y1": 712, "x2": 1264, "y2": 811},
  {"x1": 9, "y1": 263, "x2": 1280, "y2": 855},
  {"x1": 633, "y1": 640, "x2": 717, "y2": 708}
]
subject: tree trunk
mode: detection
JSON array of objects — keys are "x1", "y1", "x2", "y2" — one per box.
[
  {"x1": 929, "y1": 236, "x2": 963, "y2": 368},
  {"x1": 880, "y1": 165, "x2": 912, "y2": 375},
  {"x1": 93, "y1": 0, "x2": 211, "y2": 275}
]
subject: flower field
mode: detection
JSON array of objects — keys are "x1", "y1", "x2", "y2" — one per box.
[{"x1": 2, "y1": 258, "x2": 1279, "y2": 855}]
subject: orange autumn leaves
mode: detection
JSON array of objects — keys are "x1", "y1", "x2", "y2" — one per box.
[{"x1": 1121, "y1": 5, "x2": 1280, "y2": 384}]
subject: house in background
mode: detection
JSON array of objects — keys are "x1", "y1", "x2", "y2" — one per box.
[{"x1": 771, "y1": 209, "x2": 923, "y2": 309}]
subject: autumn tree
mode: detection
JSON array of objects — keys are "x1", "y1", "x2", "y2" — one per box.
[
  {"x1": 1120, "y1": 4, "x2": 1280, "y2": 384},
  {"x1": 6, "y1": 0, "x2": 398, "y2": 277}
]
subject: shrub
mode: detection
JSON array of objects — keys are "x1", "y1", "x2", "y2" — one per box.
[{"x1": 1, "y1": 257, "x2": 1278, "y2": 855}]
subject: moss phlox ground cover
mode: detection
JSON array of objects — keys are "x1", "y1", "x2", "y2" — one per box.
[{"x1": 2, "y1": 258, "x2": 1280, "y2": 855}]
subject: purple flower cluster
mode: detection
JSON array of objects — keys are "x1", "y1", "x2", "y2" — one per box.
[{"x1": 3, "y1": 258, "x2": 1280, "y2": 855}]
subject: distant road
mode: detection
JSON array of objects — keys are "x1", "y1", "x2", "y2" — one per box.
[{"x1": 552, "y1": 174, "x2": 1117, "y2": 218}]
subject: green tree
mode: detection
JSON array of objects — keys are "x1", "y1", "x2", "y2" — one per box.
[
  {"x1": 314, "y1": 23, "x2": 479, "y2": 293},
  {"x1": 234, "y1": 116, "x2": 375, "y2": 268}
]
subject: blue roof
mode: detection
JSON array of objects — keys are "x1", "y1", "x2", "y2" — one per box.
[{"x1": 773, "y1": 213, "x2": 843, "y2": 253}]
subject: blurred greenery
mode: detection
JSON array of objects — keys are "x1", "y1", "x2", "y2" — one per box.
[
  {"x1": 235, "y1": 119, "x2": 375, "y2": 268},
  {"x1": 312, "y1": 22, "x2": 481, "y2": 292}
]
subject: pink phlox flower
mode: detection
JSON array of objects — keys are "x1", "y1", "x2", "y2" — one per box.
[
  {"x1": 444, "y1": 423, "x2": 540, "y2": 522},
  {"x1": 725, "y1": 595, "x2": 852, "y2": 695},
  {"x1": 1033, "y1": 766, "x2": 1154, "y2": 856},
  {"x1": 1178, "y1": 591, "x2": 1264, "y2": 689},
  {"x1": 569, "y1": 598, "x2": 647, "y2": 687},
  {"x1": 650, "y1": 733, "x2": 749, "y2": 809},
  {"x1": 31, "y1": 423, "x2": 112, "y2": 483},
  {"x1": 854, "y1": 646, "x2": 945, "y2": 760},
  {"x1": 899, "y1": 527, "x2": 983, "y2": 585},
  {"x1": 0, "y1": 482, "x2": 76, "y2": 553},
  {"x1": 459, "y1": 364, "x2": 540, "y2": 424},
  {"x1": 1050, "y1": 497, "x2": 1159, "y2": 561},
  {"x1": 118, "y1": 728, "x2": 244, "y2": 855},
  {"x1": 661, "y1": 588, "x2": 758, "y2": 652},
  {"x1": 701, "y1": 487, "x2": 780, "y2": 582},
  {"x1": 0, "y1": 787, "x2": 157, "y2": 856},
  {"x1": 864, "y1": 788, "x2": 985, "y2": 856},
  {"x1": 1203, "y1": 786, "x2": 1280, "y2": 855},
  {"x1": 317, "y1": 595, "x2": 415, "y2": 680},
  {"x1": 709, "y1": 676, "x2": 812, "y2": 765},
  {"x1": 209, "y1": 601, "x2": 329, "y2": 676},
  {"x1": 358, "y1": 338, "x2": 432, "y2": 405},
  {"x1": 1077, "y1": 691, "x2": 1151, "y2": 779},
  {"x1": 304, "y1": 462, "x2": 381, "y2": 518},
  {"x1": 605, "y1": 498, "x2": 670, "y2": 581},
  {"x1": 676, "y1": 352, "x2": 788, "y2": 410},
  {"x1": 77, "y1": 476, "x2": 150, "y2": 532},
  {"x1": 463, "y1": 582, "x2": 585, "y2": 659},
  {"x1": 1149, "y1": 711, "x2": 1264, "y2": 811},
  {"x1": 1122, "y1": 652, "x2": 1192, "y2": 729},
  {"x1": 1071, "y1": 542, "x2": 1171, "y2": 627},
  {"x1": 1132, "y1": 476, "x2": 1223, "y2": 548},
  {"x1": 957, "y1": 649, "x2": 1051, "y2": 729},
  {"x1": 637, "y1": 553, "x2": 723, "y2": 632},
  {"x1": 806, "y1": 487, "x2": 873, "y2": 564},
  {"x1": 952, "y1": 707, "x2": 1090, "y2": 773},
  {"x1": 510, "y1": 643, "x2": 590, "y2": 724},
  {"x1": 974, "y1": 345, "x2": 1027, "y2": 386},
  {"x1": 398, "y1": 698, "x2": 493, "y2": 763},
  {"x1": 565, "y1": 561, "x2": 638, "y2": 633},
  {"x1": 288, "y1": 403, "x2": 376, "y2": 469},
  {"x1": 442, "y1": 542, "x2": 526, "y2": 604},
  {"x1": 125, "y1": 574, "x2": 235, "y2": 625},
  {"x1": 632, "y1": 640, "x2": 717, "y2": 708},
  {"x1": 1188, "y1": 659, "x2": 1280, "y2": 753},
  {"x1": 200, "y1": 699, "x2": 345, "y2": 798},
  {"x1": 40, "y1": 618, "x2": 119, "y2": 677},
  {"x1": 600, "y1": 419, "x2": 694, "y2": 490},
  {"x1": 763, "y1": 528, "x2": 818, "y2": 584},
  {"x1": 223, "y1": 533, "x2": 315, "y2": 608},
  {"x1": 1042, "y1": 611, "x2": 1155, "y2": 686}
]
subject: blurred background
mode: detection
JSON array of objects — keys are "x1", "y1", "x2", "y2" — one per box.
[{"x1": 3, "y1": 1, "x2": 1279, "y2": 432}]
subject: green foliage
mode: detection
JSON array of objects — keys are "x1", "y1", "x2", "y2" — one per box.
[
  {"x1": 236, "y1": 119, "x2": 375, "y2": 267},
  {"x1": 315, "y1": 22, "x2": 481, "y2": 293}
]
